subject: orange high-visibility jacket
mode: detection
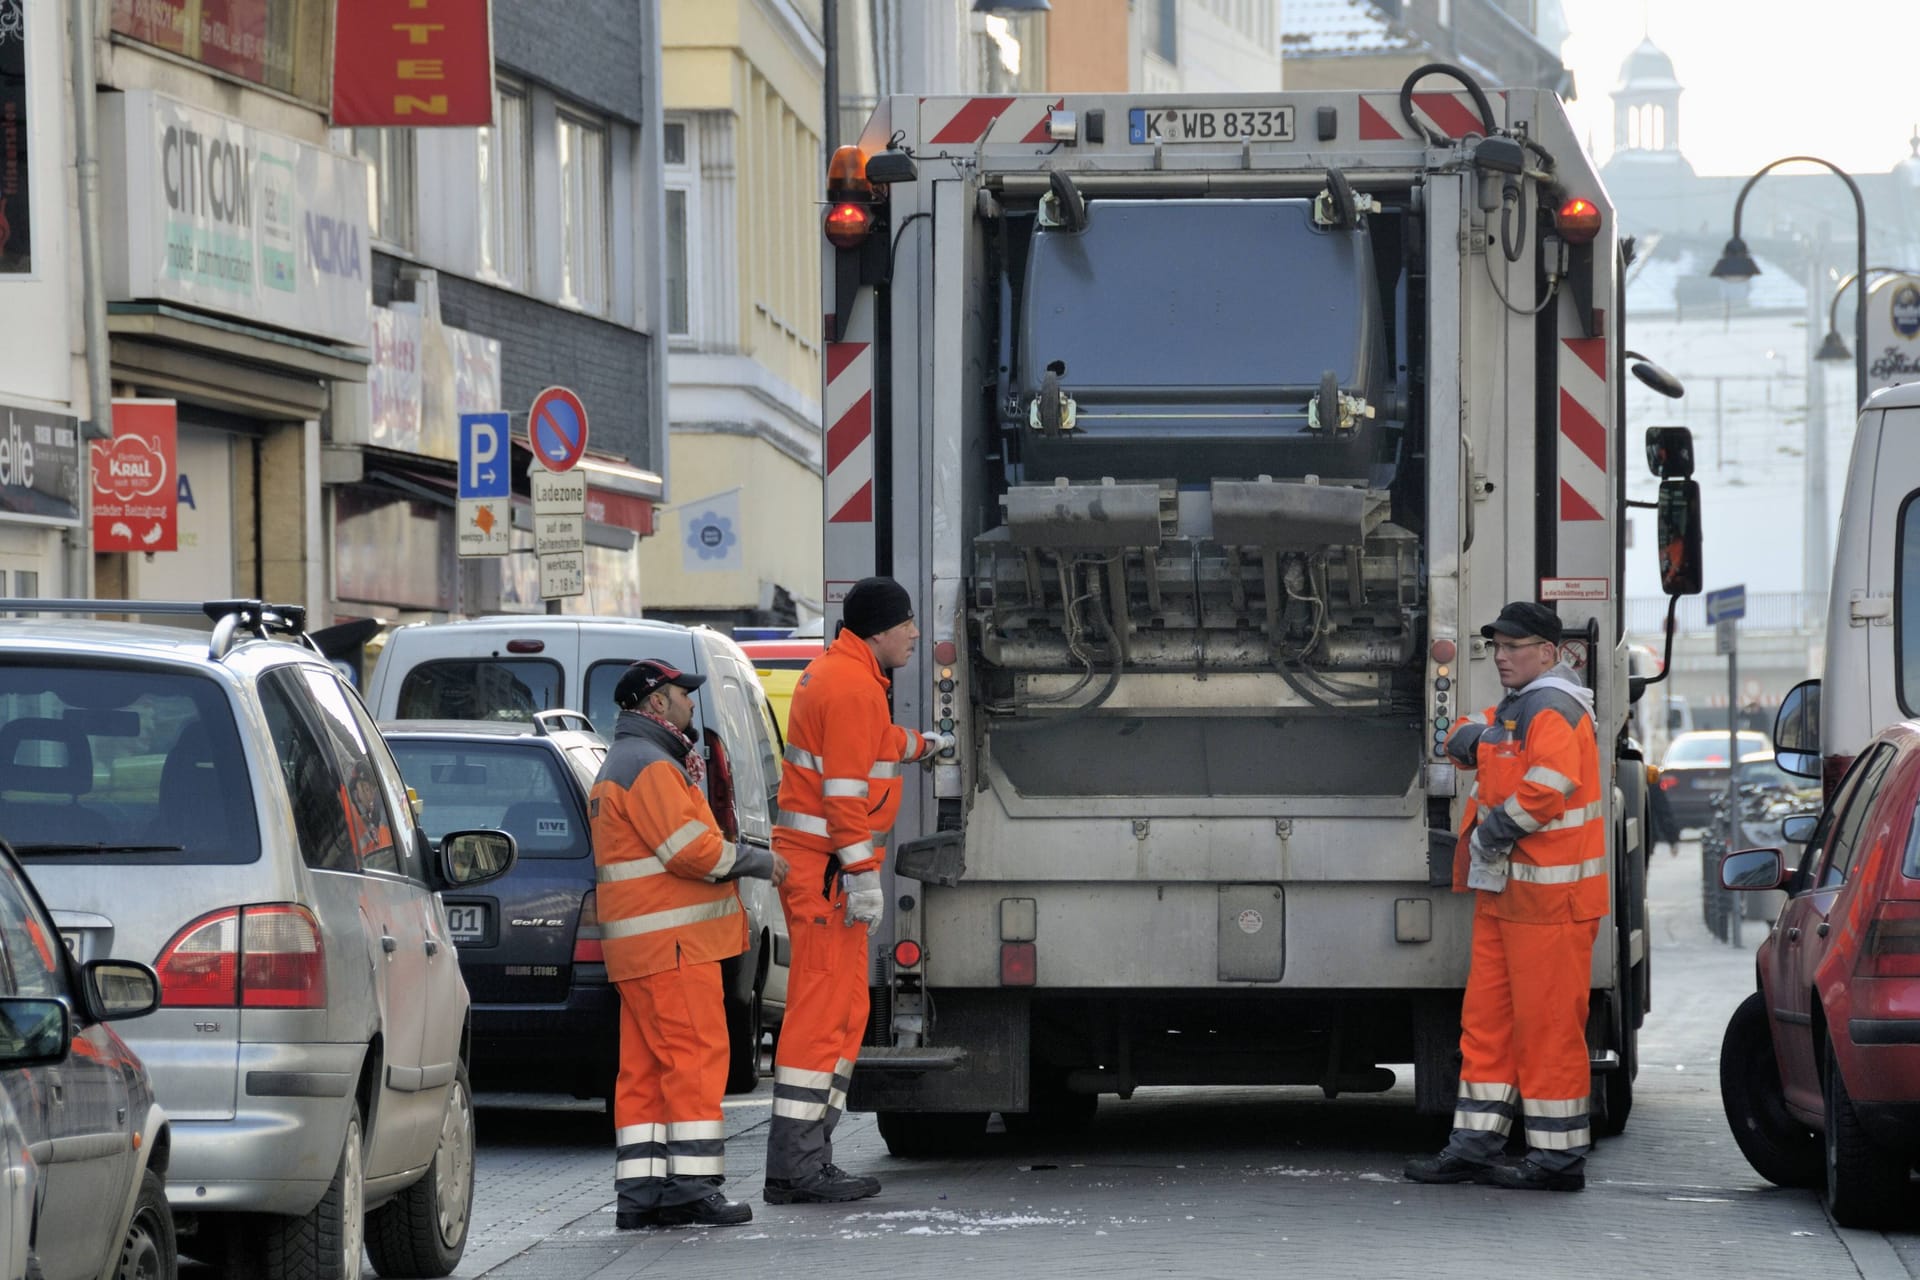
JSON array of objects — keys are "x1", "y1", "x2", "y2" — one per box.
[
  {"x1": 1445, "y1": 662, "x2": 1606, "y2": 924},
  {"x1": 774, "y1": 629, "x2": 936, "y2": 875},
  {"x1": 590, "y1": 712, "x2": 763, "y2": 981}
]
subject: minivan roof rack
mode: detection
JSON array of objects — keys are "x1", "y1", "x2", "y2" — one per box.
[{"x1": 0, "y1": 598, "x2": 318, "y2": 661}]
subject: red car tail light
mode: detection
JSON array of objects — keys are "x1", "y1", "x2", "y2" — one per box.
[
  {"x1": 1658, "y1": 774, "x2": 1679, "y2": 791},
  {"x1": 574, "y1": 890, "x2": 605, "y2": 964},
  {"x1": 1858, "y1": 900, "x2": 1920, "y2": 979},
  {"x1": 157, "y1": 904, "x2": 325, "y2": 1008}
]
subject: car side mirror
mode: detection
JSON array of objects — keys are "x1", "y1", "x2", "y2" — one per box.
[
  {"x1": 83, "y1": 960, "x2": 161, "y2": 1022},
  {"x1": 1773, "y1": 679, "x2": 1821, "y2": 778},
  {"x1": 1720, "y1": 847, "x2": 1788, "y2": 892},
  {"x1": 0, "y1": 997, "x2": 70, "y2": 1067},
  {"x1": 1655, "y1": 479, "x2": 1702, "y2": 596},
  {"x1": 1780, "y1": 814, "x2": 1818, "y2": 845},
  {"x1": 440, "y1": 829, "x2": 517, "y2": 888}
]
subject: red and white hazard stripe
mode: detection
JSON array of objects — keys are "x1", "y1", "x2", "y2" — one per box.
[
  {"x1": 1358, "y1": 92, "x2": 1503, "y2": 142},
  {"x1": 1557, "y1": 328, "x2": 1608, "y2": 523},
  {"x1": 825, "y1": 342, "x2": 873, "y2": 525},
  {"x1": 920, "y1": 96, "x2": 1060, "y2": 147}
]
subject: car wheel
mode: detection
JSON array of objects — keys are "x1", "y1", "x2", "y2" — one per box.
[
  {"x1": 875, "y1": 1111, "x2": 988, "y2": 1158},
  {"x1": 365, "y1": 1063, "x2": 475, "y2": 1279},
  {"x1": 241, "y1": 1103, "x2": 364, "y2": 1280},
  {"x1": 1718, "y1": 992, "x2": 1820, "y2": 1186},
  {"x1": 118, "y1": 1168, "x2": 178, "y2": 1280},
  {"x1": 724, "y1": 937, "x2": 767, "y2": 1095},
  {"x1": 1823, "y1": 1035, "x2": 1912, "y2": 1227}
]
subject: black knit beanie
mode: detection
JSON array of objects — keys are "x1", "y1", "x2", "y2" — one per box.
[{"x1": 842, "y1": 576, "x2": 913, "y2": 639}]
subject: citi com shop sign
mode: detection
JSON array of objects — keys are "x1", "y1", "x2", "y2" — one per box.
[{"x1": 104, "y1": 90, "x2": 372, "y2": 347}]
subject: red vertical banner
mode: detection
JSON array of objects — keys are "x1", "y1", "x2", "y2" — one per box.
[
  {"x1": 93, "y1": 401, "x2": 180, "y2": 554},
  {"x1": 331, "y1": 0, "x2": 494, "y2": 127}
]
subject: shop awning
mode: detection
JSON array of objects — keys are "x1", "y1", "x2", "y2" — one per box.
[{"x1": 109, "y1": 303, "x2": 370, "y2": 421}]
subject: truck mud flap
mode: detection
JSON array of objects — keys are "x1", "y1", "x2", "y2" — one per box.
[{"x1": 850, "y1": 992, "x2": 1027, "y2": 1114}]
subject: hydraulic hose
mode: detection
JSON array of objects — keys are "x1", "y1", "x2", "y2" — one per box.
[{"x1": 1397, "y1": 62, "x2": 1499, "y2": 147}]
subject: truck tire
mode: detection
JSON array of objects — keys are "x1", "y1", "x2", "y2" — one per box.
[
  {"x1": 876, "y1": 1111, "x2": 988, "y2": 1159},
  {"x1": 1823, "y1": 1036, "x2": 1910, "y2": 1227},
  {"x1": 1718, "y1": 992, "x2": 1819, "y2": 1187},
  {"x1": 1596, "y1": 1018, "x2": 1635, "y2": 1137},
  {"x1": 364, "y1": 1063, "x2": 475, "y2": 1278}
]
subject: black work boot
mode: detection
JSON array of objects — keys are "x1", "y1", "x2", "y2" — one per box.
[
  {"x1": 614, "y1": 1208, "x2": 659, "y2": 1230},
  {"x1": 656, "y1": 1192, "x2": 755, "y2": 1226},
  {"x1": 1403, "y1": 1152, "x2": 1498, "y2": 1185},
  {"x1": 764, "y1": 1165, "x2": 883, "y2": 1204},
  {"x1": 1489, "y1": 1159, "x2": 1585, "y2": 1192}
]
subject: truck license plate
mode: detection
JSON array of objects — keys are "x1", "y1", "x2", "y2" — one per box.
[
  {"x1": 1129, "y1": 106, "x2": 1295, "y2": 145},
  {"x1": 446, "y1": 903, "x2": 489, "y2": 943}
]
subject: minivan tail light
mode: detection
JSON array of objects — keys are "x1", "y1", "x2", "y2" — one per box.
[
  {"x1": 574, "y1": 890, "x2": 605, "y2": 964},
  {"x1": 155, "y1": 905, "x2": 325, "y2": 1009},
  {"x1": 1857, "y1": 900, "x2": 1920, "y2": 978}
]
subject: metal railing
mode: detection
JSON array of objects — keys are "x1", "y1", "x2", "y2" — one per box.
[{"x1": 1625, "y1": 592, "x2": 1824, "y2": 635}]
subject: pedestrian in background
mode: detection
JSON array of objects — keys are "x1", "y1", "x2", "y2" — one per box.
[
  {"x1": 764, "y1": 576, "x2": 953, "y2": 1204},
  {"x1": 591, "y1": 659, "x2": 785, "y2": 1228},
  {"x1": 1406, "y1": 602, "x2": 1605, "y2": 1192}
]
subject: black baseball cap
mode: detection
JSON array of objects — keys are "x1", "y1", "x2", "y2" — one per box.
[
  {"x1": 614, "y1": 659, "x2": 707, "y2": 709},
  {"x1": 1481, "y1": 601, "x2": 1563, "y2": 645}
]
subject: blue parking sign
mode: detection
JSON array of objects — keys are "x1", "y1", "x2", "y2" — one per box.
[{"x1": 459, "y1": 413, "x2": 510, "y2": 499}]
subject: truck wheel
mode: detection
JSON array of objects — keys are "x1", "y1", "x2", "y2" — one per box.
[
  {"x1": 364, "y1": 1063, "x2": 475, "y2": 1278},
  {"x1": 876, "y1": 1111, "x2": 988, "y2": 1159},
  {"x1": 1718, "y1": 992, "x2": 1819, "y2": 1187},
  {"x1": 1596, "y1": 1016, "x2": 1635, "y2": 1137},
  {"x1": 1823, "y1": 1036, "x2": 1911, "y2": 1227}
]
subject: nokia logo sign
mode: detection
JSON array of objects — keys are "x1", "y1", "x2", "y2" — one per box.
[{"x1": 305, "y1": 212, "x2": 363, "y2": 280}]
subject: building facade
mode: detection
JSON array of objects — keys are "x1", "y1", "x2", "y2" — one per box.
[{"x1": 1281, "y1": 0, "x2": 1569, "y2": 93}]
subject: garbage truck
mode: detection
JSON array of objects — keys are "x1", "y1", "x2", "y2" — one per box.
[{"x1": 814, "y1": 71, "x2": 1698, "y2": 1154}]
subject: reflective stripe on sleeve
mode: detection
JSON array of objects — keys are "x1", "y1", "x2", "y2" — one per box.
[
  {"x1": 776, "y1": 810, "x2": 830, "y2": 838},
  {"x1": 600, "y1": 897, "x2": 741, "y2": 939},
  {"x1": 899, "y1": 731, "x2": 925, "y2": 762},
  {"x1": 1523, "y1": 766, "x2": 1577, "y2": 796},
  {"x1": 784, "y1": 744, "x2": 823, "y2": 772},
  {"x1": 869, "y1": 760, "x2": 902, "y2": 779},
  {"x1": 1509, "y1": 855, "x2": 1608, "y2": 886},
  {"x1": 1540, "y1": 800, "x2": 1604, "y2": 832},
  {"x1": 835, "y1": 840, "x2": 876, "y2": 867},
  {"x1": 598, "y1": 858, "x2": 665, "y2": 883},
  {"x1": 653, "y1": 820, "x2": 709, "y2": 863},
  {"x1": 823, "y1": 778, "x2": 870, "y2": 798},
  {"x1": 1500, "y1": 794, "x2": 1545, "y2": 835},
  {"x1": 707, "y1": 841, "x2": 738, "y2": 880}
]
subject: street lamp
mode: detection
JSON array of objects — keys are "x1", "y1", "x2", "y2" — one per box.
[
  {"x1": 1710, "y1": 155, "x2": 1869, "y2": 410},
  {"x1": 1815, "y1": 266, "x2": 1920, "y2": 363}
]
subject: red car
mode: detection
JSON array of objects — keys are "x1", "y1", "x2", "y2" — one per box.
[{"x1": 1718, "y1": 720, "x2": 1920, "y2": 1227}]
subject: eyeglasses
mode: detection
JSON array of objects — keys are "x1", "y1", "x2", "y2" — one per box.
[{"x1": 1491, "y1": 638, "x2": 1550, "y2": 654}]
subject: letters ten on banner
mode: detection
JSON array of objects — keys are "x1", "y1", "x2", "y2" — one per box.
[{"x1": 331, "y1": 0, "x2": 495, "y2": 127}]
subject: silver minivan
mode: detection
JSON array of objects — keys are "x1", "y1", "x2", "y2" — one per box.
[
  {"x1": 366, "y1": 616, "x2": 790, "y2": 1091},
  {"x1": 0, "y1": 603, "x2": 514, "y2": 1280}
]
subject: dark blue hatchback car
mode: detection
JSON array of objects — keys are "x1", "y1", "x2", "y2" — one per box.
[{"x1": 382, "y1": 717, "x2": 620, "y2": 1100}]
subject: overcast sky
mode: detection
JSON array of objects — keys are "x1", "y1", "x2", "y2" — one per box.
[{"x1": 1557, "y1": 0, "x2": 1918, "y2": 178}]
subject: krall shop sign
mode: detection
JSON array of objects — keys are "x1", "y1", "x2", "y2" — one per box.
[
  {"x1": 93, "y1": 401, "x2": 178, "y2": 553},
  {"x1": 1866, "y1": 273, "x2": 1920, "y2": 394}
]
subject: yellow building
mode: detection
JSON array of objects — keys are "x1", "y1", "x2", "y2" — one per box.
[{"x1": 647, "y1": 0, "x2": 828, "y2": 628}]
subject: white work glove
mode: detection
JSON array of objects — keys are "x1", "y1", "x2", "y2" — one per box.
[
  {"x1": 922, "y1": 729, "x2": 956, "y2": 758},
  {"x1": 842, "y1": 870, "x2": 885, "y2": 929},
  {"x1": 1466, "y1": 827, "x2": 1510, "y2": 894}
]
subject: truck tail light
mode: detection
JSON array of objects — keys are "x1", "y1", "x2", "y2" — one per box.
[
  {"x1": 825, "y1": 202, "x2": 874, "y2": 249},
  {"x1": 1000, "y1": 941, "x2": 1036, "y2": 986},
  {"x1": 1555, "y1": 196, "x2": 1602, "y2": 244},
  {"x1": 156, "y1": 905, "x2": 326, "y2": 1009},
  {"x1": 892, "y1": 939, "x2": 922, "y2": 969},
  {"x1": 1857, "y1": 900, "x2": 1920, "y2": 978},
  {"x1": 574, "y1": 890, "x2": 605, "y2": 964}
]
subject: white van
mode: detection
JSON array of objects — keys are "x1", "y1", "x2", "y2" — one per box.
[
  {"x1": 366, "y1": 616, "x2": 791, "y2": 1087},
  {"x1": 1774, "y1": 381, "x2": 1920, "y2": 791}
]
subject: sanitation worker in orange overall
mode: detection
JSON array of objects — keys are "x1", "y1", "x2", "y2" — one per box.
[
  {"x1": 592, "y1": 659, "x2": 785, "y2": 1229},
  {"x1": 764, "y1": 577, "x2": 952, "y2": 1204},
  {"x1": 1406, "y1": 601, "x2": 1605, "y2": 1192}
]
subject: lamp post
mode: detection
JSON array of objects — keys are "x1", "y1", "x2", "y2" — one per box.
[
  {"x1": 1710, "y1": 155, "x2": 1869, "y2": 411},
  {"x1": 1815, "y1": 265, "x2": 1920, "y2": 364}
]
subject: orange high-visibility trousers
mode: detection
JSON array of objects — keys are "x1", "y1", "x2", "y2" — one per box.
[
  {"x1": 612, "y1": 957, "x2": 731, "y2": 1213},
  {"x1": 766, "y1": 849, "x2": 874, "y2": 1182},
  {"x1": 1451, "y1": 892, "x2": 1600, "y2": 1166}
]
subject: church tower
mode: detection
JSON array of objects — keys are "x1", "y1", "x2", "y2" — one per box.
[{"x1": 1611, "y1": 37, "x2": 1686, "y2": 162}]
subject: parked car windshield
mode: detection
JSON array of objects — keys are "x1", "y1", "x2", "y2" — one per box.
[
  {"x1": 0, "y1": 663, "x2": 260, "y2": 864},
  {"x1": 1664, "y1": 732, "x2": 1768, "y2": 766},
  {"x1": 389, "y1": 739, "x2": 589, "y2": 858}
]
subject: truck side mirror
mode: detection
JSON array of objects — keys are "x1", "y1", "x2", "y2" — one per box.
[
  {"x1": 1645, "y1": 426, "x2": 1694, "y2": 479},
  {"x1": 1655, "y1": 479, "x2": 1702, "y2": 596},
  {"x1": 1773, "y1": 679, "x2": 1821, "y2": 778}
]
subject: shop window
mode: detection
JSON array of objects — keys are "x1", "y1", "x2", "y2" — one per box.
[
  {"x1": 480, "y1": 81, "x2": 531, "y2": 288},
  {"x1": 559, "y1": 109, "x2": 610, "y2": 314},
  {"x1": 110, "y1": 0, "x2": 332, "y2": 106}
]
